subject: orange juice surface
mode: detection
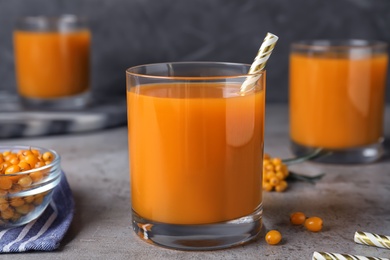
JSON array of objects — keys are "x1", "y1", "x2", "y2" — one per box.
[
  {"x1": 14, "y1": 30, "x2": 90, "y2": 98},
  {"x1": 127, "y1": 83, "x2": 264, "y2": 224},
  {"x1": 290, "y1": 53, "x2": 387, "y2": 149}
]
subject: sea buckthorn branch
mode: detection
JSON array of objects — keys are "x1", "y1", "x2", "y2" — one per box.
[{"x1": 263, "y1": 153, "x2": 325, "y2": 192}]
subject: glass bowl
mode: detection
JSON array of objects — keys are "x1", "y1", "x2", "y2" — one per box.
[{"x1": 0, "y1": 145, "x2": 61, "y2": 229}]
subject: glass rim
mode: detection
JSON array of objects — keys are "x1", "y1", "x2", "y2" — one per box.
[
  {"x1": 15, "y1": 14, "x2": 88, "y2": 32},
  {"x1": 126, "y1": 61, "x2": 266, "y2": 80},
  {"x1": 291, "y1": 39, "x2": 388, "y2": 51}
]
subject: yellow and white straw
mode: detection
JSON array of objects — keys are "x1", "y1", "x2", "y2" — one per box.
[
  {"x1": 312, "y1": 251, "x2": 389, "y2": 260},
  {"x1": 240, "y1": 32, "x2": 279, "y2": 93},
  {"x1": 354, "y1": 231, "x2": 390, "y2": 250}
]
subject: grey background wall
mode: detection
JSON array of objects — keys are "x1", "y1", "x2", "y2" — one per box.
[{"x1": 1, "y1": 0, "x2": 390, "y2": 103}]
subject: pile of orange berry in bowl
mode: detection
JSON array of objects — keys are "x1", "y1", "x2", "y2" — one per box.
[{"x1": 0, "y1": 145, "x2": 61, "y2": 229}]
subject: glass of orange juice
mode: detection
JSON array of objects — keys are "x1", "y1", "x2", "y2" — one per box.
[
  {"x1": 126, "y1": 62, "x2": 265, "y2": 250},
  {"x1": 289, "y1": 40, "x2": 388, "y2": 163},
  {"x1": 14, "y1": 15, "x2": 91, "y2": 109}
]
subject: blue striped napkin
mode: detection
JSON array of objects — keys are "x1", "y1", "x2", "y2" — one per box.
[{"x1": 0, "y1": 171, "x2": 74, "y2": 253}]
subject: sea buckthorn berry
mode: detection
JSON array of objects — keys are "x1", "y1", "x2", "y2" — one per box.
[
  {"x1": 11, "y1": 212, "x2": 22, "y2": 222},
  {"x1": 21, "y1": 150, "x2": 33, "y2": 157},
  {"x1": 0, "y1": 198, "x2": 9, "y2": 211},
  {"x1": 9, "y1": 156, "x2": 20, "y2": 165},
  {"x1": 304, "y1": 216, "x2": 323, "y2": 232},
  {"x1": 275, "y1": 180, "x2": 288, "y2": 192},
  {"x1": 272, "y1": 157, "x2": 282, "y2": 165},
  {"x1": 0, "y1": 162, "x2": 12, "y2": 174},
  {"x1": 269, "y1": 177, "x2": 280, "y2": 186},
  {"x1": 42, "y1": 152, "x2": 54, "y2": 162},
  {"x1": 0, "y1": 203, "x2": 9, "y2": 211},
  {"x1": 0, "y1": 177, "x2": 13, "y2": 190},
  {"x1": 31, "y1": 149, "x2": 40, "y2": 156},
  {"x1": 9, "y1": 184, "x2": 22, "y2": 194},
  {"x1": 265, "y1": 164, "x2": 274, "y2": 172},
  {"x1": 33, "y1": 195, "x2": 44, "y2": 205},
  {"x1": 2, "y1": 151, "x2": 11, "y2": 156},
  {"x1": 263, "y1": 160, "x2": 271, "y2": 167},
  {"x1": 18, "y1": 161, "x2": 32, "y2": 171},
  {"x1": 4, "y1": 153, "x2": 17, "y2": 162},
  {"x1": 34, "y1": 161, "x2": 45, "y2": 168},
  {"x1": 1, "y1": 207, "x2": 15, "y2": 220},
  {"x1": 275, "y1": 171, "x2": 285, "y2": 180},
  {"x1": 5, "y1": 164, "x2": 21, "y2": 175},
  {"x1": 262, "y1": 153, "x2": 289, "y2": 192},
  {"x1": 30, "y1": 171, "x2": 43, "y2": 183},
  {"x1": 21, "y1": 154, "x2": 38, "y2": 168},
  {"x1": 18, "y1": 176, "x2": 33, "y2": 188},
  {"x1": 15, "y1": 204, "x2": 33, "y2": 215},
  {"x1": 290, "y1": 212, "x2": 306, "y2": 225},
  {"x1": 10, "y1": 197, "x2": 25, "y2": 207},
  {"x1": 263, "y1": 181, "x2": 273, "y2": 192},
  {"x1": 264, "y1": 171, "x2": 275, "y2": 181},
  {"x1": 24, "y1": 195, "x2": 35, "y2": 204},
  {"x1": 265, "y1": 230, "x2": 282, "y2": 245},
  {"x1": 5, "y1": 165, "x2": 22, "y2": 183}
]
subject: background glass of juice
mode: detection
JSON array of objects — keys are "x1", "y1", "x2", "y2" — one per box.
[
  {"x1": 126, "y1": 62, "x2": 265, "y2": 250},
  {"x1": 289, "y1": 40, "x2": 388, "y2": 163},
  {"x1": 14, "y1": 15, "x2": 91, "y2": 109}
]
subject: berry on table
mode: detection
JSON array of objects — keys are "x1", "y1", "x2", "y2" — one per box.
[
  {"x1": 290, "y1": 212, "x2": 306, "y2": 225},
  {"x1": 265, "y1": 230, "x2": 282, "y2": 245},
  {"x1": 304, "y1": 216, "x2": 323, "y2": 232}
]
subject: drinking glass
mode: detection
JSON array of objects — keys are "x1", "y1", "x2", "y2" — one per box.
[
  {"x1": 289, "y1": 40, "x2": 388, "y2": 163},
  {"x1": 126, "y1": 62, "x2": 265, "y2": 250},
  {"x1": 14, "y1": 15, "x2": 91, "y2": 109}
]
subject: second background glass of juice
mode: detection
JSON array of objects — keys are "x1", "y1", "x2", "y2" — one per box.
[
  {"x1": 289, "y1": 40, "x2": 388, "y2": 163},
  {"x1": 14, "y1": 15, "x2": 91, "y2": 109}
]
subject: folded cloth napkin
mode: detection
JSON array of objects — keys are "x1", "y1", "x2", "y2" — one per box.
[{"x1": 0, "y1": 171, "x2": 74, "y2": 253}]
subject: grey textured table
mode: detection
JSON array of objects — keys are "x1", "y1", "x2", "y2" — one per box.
[{"x1": 0, "y1": 104, "x2": 389, "y2": 260}]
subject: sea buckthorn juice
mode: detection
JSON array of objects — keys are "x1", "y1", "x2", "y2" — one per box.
[
  {"x1": 126, "y1": 62, "x2": 265, "y2": 250},
  {"x1": 289, "y1": 40, "x2": 388, "y2": 163},
  {"x1": 14, "y1": 15, "x2": 91, "y2": 109}
]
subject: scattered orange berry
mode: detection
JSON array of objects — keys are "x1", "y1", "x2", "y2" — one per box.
[
  {"x1": 265, "y1": 230, "x2": 282, "y2": 245},
  {"x1": 304, "y1": 216, "x2": 323, "y2": 232},
  {"x1": 290, "y1": 212, "x2": 306, "y2": 225}
]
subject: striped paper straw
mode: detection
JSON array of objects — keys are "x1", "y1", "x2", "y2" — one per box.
[
  {"x1": 240, "y1": 32, "x2": 279, "y2": 93},
  {"x1": 312, "y1": 251, "x2": 389, "y2": 260},
  {"x1": 354, "y1": 231, "x2": 390, "y2": 250}
]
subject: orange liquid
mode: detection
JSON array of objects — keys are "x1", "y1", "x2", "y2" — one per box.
[
  {"x1": 14, "y1": 30, "x2": 90, "y2": 98},
  {"x1": 127, "y1": 83, "x2": 264, "y2": 224},
  {"x1": 290, "y1": 53, "x2": 387, "y2": 149}
]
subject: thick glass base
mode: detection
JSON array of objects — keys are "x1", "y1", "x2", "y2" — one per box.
[
  {"x1": 132, "y1": 205, "x2": 262, "y2": 251},
  {"x1": 290, "y1": 140, "x2": 384, "y2": 164},
  {"x1": 19, "y1": 91, "x2": 91, "y2": 110}
]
